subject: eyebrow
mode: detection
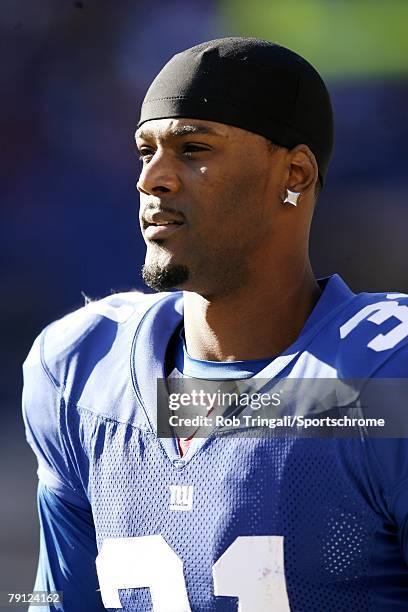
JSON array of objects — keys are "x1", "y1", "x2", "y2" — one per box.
[{"x1": 135, "y1": 124, "x2": 222, "y2": 141}]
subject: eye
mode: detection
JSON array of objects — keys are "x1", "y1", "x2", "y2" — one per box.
[
  {"x1": 137, "y1": 147, "x2": 154, "y2": 163},
  {"x1": 182, "y1": 143, "x2": 210, "y2": 158}
]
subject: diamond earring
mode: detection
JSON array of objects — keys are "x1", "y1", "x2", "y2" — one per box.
[{"x1": 283, "y1": 189, "x2": 301, "y2": 206}]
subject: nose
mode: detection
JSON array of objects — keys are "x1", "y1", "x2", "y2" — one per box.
[{"x1": 137, "y1": 151, "x2": 182, "y2": 196}]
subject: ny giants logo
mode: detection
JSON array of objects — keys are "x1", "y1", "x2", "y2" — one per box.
[{"x1": 169, "y1": 485, "x2": 194, "y2": 511}]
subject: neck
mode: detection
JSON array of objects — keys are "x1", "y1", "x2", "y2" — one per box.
[{"x1": 183, "y1": 261, "x2": 321, "y2": 362}]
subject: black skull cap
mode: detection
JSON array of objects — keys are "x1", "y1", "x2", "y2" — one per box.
[{"x1": 138, "y1": 37, "x2": 334, "y2": 185}]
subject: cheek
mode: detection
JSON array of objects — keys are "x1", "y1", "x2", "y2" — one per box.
[
  {"x1": 189, "y1": 161, "x2": 270, "y2": 233},
  {"x1": 225, "y1": 168, "x2": 268, "y2": 217},
  {"x1": 221, "y1": 173, "x2": 274, "y2": 246}
]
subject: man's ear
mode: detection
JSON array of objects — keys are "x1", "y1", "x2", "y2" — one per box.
[{"x1": 285, "y1": 144, "x2": 318, "y2": 196}]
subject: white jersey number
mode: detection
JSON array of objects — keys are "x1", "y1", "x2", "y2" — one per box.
[
  {"x1": 96, "y1": 534, "x2": 290, "y2": 612},
  {"x1": 213, "y1": 535, "x2": 289, "y2": 611},
  {"x1": 340, "y1": 300, "x2": 408, "y2": 351}
]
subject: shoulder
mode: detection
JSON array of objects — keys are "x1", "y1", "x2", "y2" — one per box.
[
  {"x1": 334, "y1": 289, "x2": 408, "y2": 377},
  {"x1": 22, "y1": 290, "x2": 179, "y2": 498},
  {"x1": 339, "y1": 290, "x2": 408, "y2": 350},
  {"x1": 23, "y1": 290, "x2": 173, "y2": 394}
]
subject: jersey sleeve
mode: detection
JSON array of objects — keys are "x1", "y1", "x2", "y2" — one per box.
[
  {"x1": 364, "y1": 346, "x2": 408, "y2": 564},
  {"x1": 30, "y1": 482, "x2": 104, "y2": 611},
  {"x1": 22, "y1": 329, "x2": 88, "y2": 507}
]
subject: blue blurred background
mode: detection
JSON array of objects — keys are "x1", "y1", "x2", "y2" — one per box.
[{"x1": 1, "y1": 0, "x2": 407, "y2": 594}]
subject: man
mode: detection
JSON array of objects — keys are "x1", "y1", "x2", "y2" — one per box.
[{"x1": 23, "y1": 38, "x2": 408, "y2": 611}]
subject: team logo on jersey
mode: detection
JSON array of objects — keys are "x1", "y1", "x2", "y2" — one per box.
[{"x1": 169, "y1": 485, "x2": 194, "y2": 511}]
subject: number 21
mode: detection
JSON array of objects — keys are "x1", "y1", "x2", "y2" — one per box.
[{"x1": 96, "y1": 534, "x2": 290, "y2": 611}]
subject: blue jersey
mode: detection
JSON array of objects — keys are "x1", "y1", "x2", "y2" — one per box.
[{"x1": 22, "y1": 275, "x2": 408, "y2": 611}]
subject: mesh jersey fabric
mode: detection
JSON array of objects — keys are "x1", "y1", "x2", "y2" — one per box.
[{"x1": 23, "y1": 276, "x2": 408, "y2": 610}]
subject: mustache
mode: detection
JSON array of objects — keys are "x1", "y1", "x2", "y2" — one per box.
[
  {"x1": 141, "y1": 202, "x2": 186, "y2": 229},
  {"x1": 142, "y1": 202, "x2": 182, "y2": 215}
]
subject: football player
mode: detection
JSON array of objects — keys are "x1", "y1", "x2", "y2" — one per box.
[{"x1": 23, "y1": 38, "x2": 408, "y2": 610}]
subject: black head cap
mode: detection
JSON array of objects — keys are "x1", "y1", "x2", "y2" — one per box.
[{"x1": 138, "y1": 37, "x2": 334, "y2": 185}]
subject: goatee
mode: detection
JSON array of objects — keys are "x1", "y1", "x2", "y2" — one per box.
[{"x1": 141, "y1": 263, "x2": 190, "y2": 291}]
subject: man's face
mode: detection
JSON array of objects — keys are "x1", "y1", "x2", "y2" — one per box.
[{"x1": 136, "y1": 118, "x2": 284, "y2": 298}]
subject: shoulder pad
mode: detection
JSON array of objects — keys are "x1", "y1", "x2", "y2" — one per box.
[
  {"x1": 26, "y1": 291, "x2": 170, "y2": 392},
  {"x1": 335, "y1": 291, "x2": 408, "y2": 377}
]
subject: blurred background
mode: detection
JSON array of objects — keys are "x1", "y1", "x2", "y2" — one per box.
[{"x1": 1, "y1": 0, "x2": 407, "y2": 596}]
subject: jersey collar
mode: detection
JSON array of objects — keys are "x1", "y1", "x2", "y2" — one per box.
[{"x1": 131, "y1": 274, "x2": 355, "y2": 458}]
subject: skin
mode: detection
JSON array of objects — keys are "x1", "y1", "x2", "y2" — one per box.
[{"x1": 136, "y1": 117, "x2": 320, "y2": 361}]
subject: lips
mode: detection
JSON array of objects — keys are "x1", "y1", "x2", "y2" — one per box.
[
  {"x1": 143, "y1": 210, "x2": 185, "y2": 240},
  {"x1": 144, "y1": 222, "x2": 184, "y2": 239}
]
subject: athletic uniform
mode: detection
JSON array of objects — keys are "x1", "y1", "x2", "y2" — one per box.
[{"x1": 23, "y1": 275, "x2": 408, "y2": 611}]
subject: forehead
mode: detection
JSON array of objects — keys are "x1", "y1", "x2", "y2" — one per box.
[{"x1": 135, "y1": 118, "x2": 233, "y2": 142}]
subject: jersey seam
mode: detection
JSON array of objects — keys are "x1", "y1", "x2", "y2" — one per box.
[
  {"x1": 72, "y1": 401, "x2": 155, "y2": 434},
  {"x1": 388, "y1": 476, "x2": 408, "y2": 508},
  {"x1": 38, "y1": 335, "x2": 85, "y2": 498},
  {"x1": 57, "y1": 396, "x2": 88, "y2": 498},
  {"x1": 39, "y1": 325, "x2": 62, "y2": 392},
  {"x1": 130, "y1": 292, "x2": 182, "y2": 430},
  {"x1": 358, "y1": 340, "x2": 408, "y2": 513}
]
